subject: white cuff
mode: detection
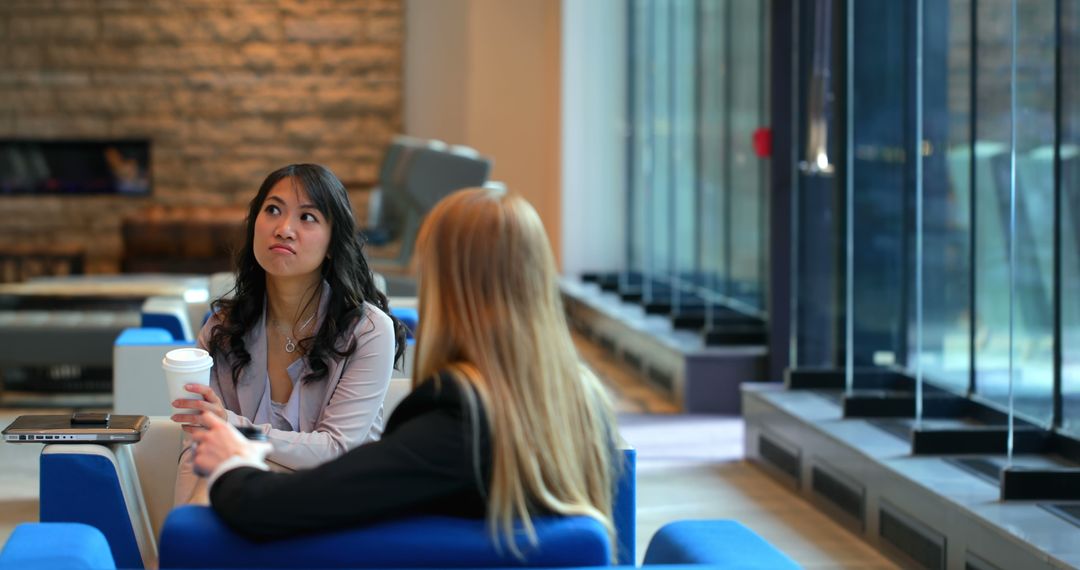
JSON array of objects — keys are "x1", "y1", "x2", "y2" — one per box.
[{"x1": 206, "y1": 454, "x2": 269, "y2": 491}]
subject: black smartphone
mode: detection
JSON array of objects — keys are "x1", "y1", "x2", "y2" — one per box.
[
  {"x1": 237, "y1": 425, "x2": 268, "y2": 442},
  {"x1": 71, "y1": 412, "x2": 110, "y2": 426}
]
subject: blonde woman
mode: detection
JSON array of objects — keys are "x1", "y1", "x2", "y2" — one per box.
[{"x1": 190, "y1": 188, "x2": 619, "y2": 553}]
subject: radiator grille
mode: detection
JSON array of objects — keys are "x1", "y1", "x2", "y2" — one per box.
[
  {"x1": 811, "y1": 465, "x2": 864, "y2": 525},
  {"x1": 879, "y1": 503, "x2": 945, "y2": 570},
  {"x1": 964, "y1": 551, "x2": 1002, "y2": 570},
  {"x1": 647, "y1": 366, "x2": 673, "y2": 390},
  {"x1": 759, "y1": 434, "x2": 800, "y2": 482}
]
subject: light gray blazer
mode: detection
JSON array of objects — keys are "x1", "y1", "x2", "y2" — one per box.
[{"x1": 175, "y1": 281, "x2": 395, "y2": 503}]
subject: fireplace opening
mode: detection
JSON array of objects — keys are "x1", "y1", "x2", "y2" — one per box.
[{"x1": 0, "y1": 139, "x2": 151, "y2": 196}]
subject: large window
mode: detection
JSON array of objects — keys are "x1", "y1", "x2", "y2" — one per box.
[
  {"x1": 790, "y1": 0, "x2": 1079, "y2": 440},
  {"x1": 623, "y1": 0, "x2": 770, "y2": 342}
]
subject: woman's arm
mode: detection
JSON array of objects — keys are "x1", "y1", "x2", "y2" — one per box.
[
  {"x1": 259, "y1": 305, "x2": 396, "y2": 470},
  {"x1": 207, "y1": 392, "x2": 484, "y2": 540}
]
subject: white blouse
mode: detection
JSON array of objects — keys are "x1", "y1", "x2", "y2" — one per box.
[{"x1": 253, "y1": 358, "x2": 304, "y2": 432}]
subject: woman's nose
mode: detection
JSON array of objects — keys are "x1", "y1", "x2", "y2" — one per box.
[{"x1": 275, "y1": 219, "x2": 295, "y2": 239}]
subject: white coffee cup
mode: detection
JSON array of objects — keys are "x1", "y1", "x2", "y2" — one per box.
[{"x1": 162, "y1": 348, "x2": 214, "y2": 416}]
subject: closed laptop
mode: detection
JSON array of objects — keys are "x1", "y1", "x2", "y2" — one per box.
[{"x1": 3, "y1": 414, "x2": 149, "y2": 443}]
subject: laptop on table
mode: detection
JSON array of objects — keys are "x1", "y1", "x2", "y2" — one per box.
[{"x1": 3, "y1": 413, "x2": 149, "y2": 443}]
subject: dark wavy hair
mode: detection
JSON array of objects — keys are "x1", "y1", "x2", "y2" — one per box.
[{"x1": 208, "y1": 164, "x2": 406, "y2": 386}]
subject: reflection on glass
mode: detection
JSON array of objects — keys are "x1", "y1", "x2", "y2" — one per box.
[
  {"x1": 625, "y1": 0, "x2": 769, "y2": 330},
  {"x1": 794, "y1": 0, "x2": 843, "y2": 367},
  {"x1": 671, "y1": 0, "x2": 697, "y2": 313},
  {"x1": 626, "y1": 0, "x2": 652, "y2": 297},
  {"x1": 699, "y1": 0, "x2": 728, "y2": 315},
  {"x1": 804, "y1": 0, "x2": 835, "y2": 174},
  {"x1": 729, "y1": 0, "x2": 767, "y2": 311},
  {"x1": 849, "y1": 0, "x2": 909, "y2": 377},
  {"x1": 973, "y1": 0, "x2": 1054, "y2": 425},
  {"x1": 1061, "y1": 1, "x2": 1080, "y2": 437},
  {"x1": 917, "y1": 0, "x2": 972, "y2": 394},
  {"x1": 645, "y1": 0, "x2": 673, "y2": 306}
]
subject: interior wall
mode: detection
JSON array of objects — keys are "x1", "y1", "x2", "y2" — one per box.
[
  {"x1": 560, "y1": 0, "x2": 627, "y2": 276},
  {"x1": 0, "y1": 0, "x2": 404, "y2": 273},
  {"x1": 404, "y1": 0, "x2": 563, "y2": 265},
  {"x1": 403, "y1": 0, "x2": 469, "y2": 145}
]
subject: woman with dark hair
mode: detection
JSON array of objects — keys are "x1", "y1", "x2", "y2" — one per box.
[{"x1": 173, "y1": 163, "x2": 406, "y2": 504}]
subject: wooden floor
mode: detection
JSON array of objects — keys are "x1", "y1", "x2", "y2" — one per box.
[
  {"x1": 0, "y1": 336, "x2": 897, "y2": 568},
  {"x1": 578, "y1": 332, "x2": 897, "y2": 568}
]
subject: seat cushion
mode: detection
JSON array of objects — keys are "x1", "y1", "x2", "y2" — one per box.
[
  {"x1": 643, "y1": 519, "x2": 801, "y2": 569},
  {"x1": 159, "y1": 506, "x2": 611, "y2": 568},
  {"x1": 39, "y1": 449, "x2": 146, "y2": 569},
  {"x1": 0, "y1": 523, "x2": 116, "y2": 570}
]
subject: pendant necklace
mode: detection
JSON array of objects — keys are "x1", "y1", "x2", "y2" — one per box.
[{"x1": 280, "y1": 311, "x2": 317, "y2": 354}]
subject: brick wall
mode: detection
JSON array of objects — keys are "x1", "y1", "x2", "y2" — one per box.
[{"x1": 0, "y1": 0, "x2": 402, "y2": 273}]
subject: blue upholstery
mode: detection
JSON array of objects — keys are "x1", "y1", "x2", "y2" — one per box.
[
  {"x1": 159, "y1": 506, "x2": 610, "y2": 569},
  {"x1": 115, "y1": 327, "x2": 180, "y2": 346},
  {"x1": 0, "y1": 523, "x2": 116, "y2": 570},
  {"x1": 39, "y1": 453, "x2": 144, "y2": 569},
  {"x1": 2, "y1": 518, "x2": 801, "y2": 570},
  {"x1": 140, "y1": 313, "x2": 187, "y2": 341},
  {"x1": 643, "y1": 520, "x2": 802, "y2": 569},
  {"x1": 390, "y1": 306, "x2": 418, "y2": 340},
  {"x1": 613, "y1": 447, "x2": 636, "y2": 565}
]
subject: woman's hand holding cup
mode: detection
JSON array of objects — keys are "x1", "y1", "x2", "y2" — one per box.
[
  {"x1": 171, "y1": 384, "x2": 228, "y2": 433},
  {"x1": 163, "y1": 348, "x2": 216, "y2": 431}
]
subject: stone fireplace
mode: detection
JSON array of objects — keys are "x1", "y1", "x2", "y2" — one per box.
[{"x1": 0, "y1": 0, "x2": 403, "y2": 275}]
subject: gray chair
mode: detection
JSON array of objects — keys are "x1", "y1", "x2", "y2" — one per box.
[{"x1": 365, "y1": 139, "x2": 492, "y2": 295}]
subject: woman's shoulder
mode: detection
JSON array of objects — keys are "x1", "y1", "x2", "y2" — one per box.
[
  {"x1": 197, "y1": 309, "x2": 227, "y2": 346},
  {"x1": 348, "y1": 301, "x2": 393, "y2": 338},
  {"x1": 387, "y1": 373, "x2": 481, "y2": 425}
]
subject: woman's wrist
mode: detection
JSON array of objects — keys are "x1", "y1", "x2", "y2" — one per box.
[{"x1": 206, "y1": 453, "x2": 270, "y2": 490}]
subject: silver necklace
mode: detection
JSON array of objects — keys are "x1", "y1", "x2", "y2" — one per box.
[{"x1": 278, "y1": 311, "x2": 316, "y2": 353}]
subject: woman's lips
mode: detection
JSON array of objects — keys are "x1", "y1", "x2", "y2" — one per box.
[{"x1": 270, "y1": 244, "x2": 295, "y2": 254}]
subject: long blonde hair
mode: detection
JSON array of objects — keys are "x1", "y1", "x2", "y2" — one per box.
[{"x1": 414, "y1": 188, "x2": 617, "y2": 555}]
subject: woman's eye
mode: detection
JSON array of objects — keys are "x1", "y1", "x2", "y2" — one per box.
[
  {"x1": 301, "y1": 213, "x2": 319, "y2": 223},
  {"x1": 264, "y1": 204, "x2": 280, "y2": 215}
]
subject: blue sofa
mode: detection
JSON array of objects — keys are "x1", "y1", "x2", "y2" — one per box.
[
  {"x1": 0, "y1": 517, "x2": 801, "y2": 570},
  {"x1": 37, "y1": 437, "x2": 637, "y2": 569}
]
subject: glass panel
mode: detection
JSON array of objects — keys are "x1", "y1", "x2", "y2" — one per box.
[
  {"x1": 625, "y1": 0, "x2": 769, "y2": 335},
  {"x1": 972, "y1": 0, "x2": 1012, "y2": 407},
  {"x1": 1010, "y1": 2, "x2": 1055, "y2": 425},
  {"x1": 644, "y1": 0, "x2": 673, "y2": 309},
  {"x1": 728, "y1": 0, "x2": 767, "y2": 311},
  {"x1": 626, "y1": 0, "x2": 653, "y2": 297},
  {"x1": 973, "y1": 0, "x2": 1054, "y2": 425},
  {"x1": 699, "y1": 0, "x2": 728, "y2": 320},
  {"x1": 849, "y1": 0, "x2": 910, "y2": 373},
  {"x1": 793, "y1": 0, "x2": 843, "y2": 368},
  {"x1": 1062, "y1": 0, "x2": 1080, "y2": 437},
  {"x1": 671, "y1": 0, "x2": 697, "y2": 314},
  {"x1": 916, "y1": 0, "x2": 973, "y2": 394}
]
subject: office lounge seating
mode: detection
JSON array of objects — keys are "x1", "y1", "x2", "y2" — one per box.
[
  {"x1": 363, "y1": 138, "x2": 491, "y2": 297},
  {"x1": 0, "y1": 523, "x2": 113, "y2": 570},
  {"x1": 112, "y1": 328, "x2": 195, "y2": 417},
  {"x1": 37, "y1": 410, "x2": 634, "y2": 569},
  {"x1": 159, "y1": 507, "x2": 610, "y2": 569},
  {"x1": 0, "y1": 518, "x2": 800, "y2": 570},
  {"x1": 38, "y1": 419, "x2": 185, "y2": 569},
  {"x1": 112, "y1": 296, "x2": 199, "y2": 417}
]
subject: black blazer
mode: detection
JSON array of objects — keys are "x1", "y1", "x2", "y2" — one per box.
[{"x1": 209, "y1": 375, "x2": 491, "y2": 540}]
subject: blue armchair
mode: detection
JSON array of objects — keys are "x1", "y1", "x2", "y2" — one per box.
[
  {"x1": 37, "y1": 434, "x2": 636, "y2": 569},
  {"x1": 0, "y1": 518, "x2": 801, "y2": 570},
  {"x1": 160, "y1": 507, "x2": 610, "y2": 568},
  {"x1": 0, "y1": 523, "x2": 114, "y2": 570}
]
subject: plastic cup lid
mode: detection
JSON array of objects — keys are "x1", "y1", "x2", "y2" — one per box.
[{"x1": 163, "y1": 348, "x2": 213, "y2": 371}]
